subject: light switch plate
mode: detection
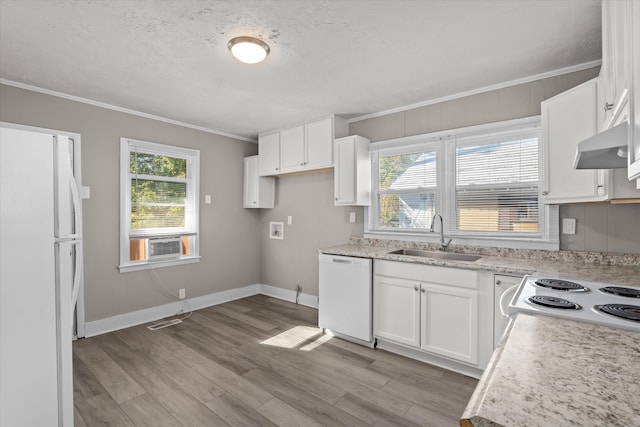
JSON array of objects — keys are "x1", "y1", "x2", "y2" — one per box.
[
  {"x1": 562, "y1": 218, "x2": 576, "y2": 235},
  {"x1": 287, "y1": 215, "x2": 293, "y2": 225},
  {"x1": 205, "y1": 195, "x2": 212, "y2": 204},
  {"x1": 81, "y1": 186, "x2": 90, "y2": 199},
  {"x1": 349, "y1": 212, "x2": 356, "y2": 223}
]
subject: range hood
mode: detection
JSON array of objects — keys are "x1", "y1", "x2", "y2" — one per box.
[{"x1": 574, "y1": 123, "x2": 628, "y2": 169}]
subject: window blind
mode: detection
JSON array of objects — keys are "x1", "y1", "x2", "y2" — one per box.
[{"x1": 452, "y1": 136, "x2": 540, "y2": 234}]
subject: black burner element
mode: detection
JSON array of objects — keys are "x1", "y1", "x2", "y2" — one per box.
[
  {"x1": 534, "y1": 279, "x2": 589, "y2": 292},
  {"x1": 528, "y1": 295, "x2": 582, "y2": 310},
  {"x1": 596, "y1": 304, "x2": 640, "y2": 322},
  {"x1": 600, "y1": 287, "x2": 640, "y2": 299}
]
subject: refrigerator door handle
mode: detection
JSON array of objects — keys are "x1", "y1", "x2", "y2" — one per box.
[
  {"x1": 70, "y1": 241, "x2": 82, "y2": 320},
  {"x1": 67, "y1": 159, "x2": 82, "y2": 239}
]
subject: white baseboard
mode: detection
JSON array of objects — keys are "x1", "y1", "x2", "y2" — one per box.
[
  {"x1": 260, "y1": 284, "x2": 319, "y2": 309},
  {"x1": 83, "y1": 284, "x2": 317, "y2": 337}
]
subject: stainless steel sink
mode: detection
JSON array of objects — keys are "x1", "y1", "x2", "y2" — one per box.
[{"x1": 387, "y1": 249, "x2": 482, "y2": 262}]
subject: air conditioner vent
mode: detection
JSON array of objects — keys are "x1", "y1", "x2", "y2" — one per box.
[{"x1": 148, "y1": 237, "x2": 182, "y2": 261}]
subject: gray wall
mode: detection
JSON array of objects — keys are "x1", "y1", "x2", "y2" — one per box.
[
  {"x1": 350, "y1": 67, "x2": 600, "y2": 141},
  {"x1": 259, "y1": 171, "x2": 363, "y2": 297},
  {"x1": 349, "y1": 66, "x2": 639, "y2": 255},
  {"x1": 0, "y1": 84, "x2": 261, "y2": 322},
  {"x1": 559, "y1": 204, "x2": 640, "y2": 254}
]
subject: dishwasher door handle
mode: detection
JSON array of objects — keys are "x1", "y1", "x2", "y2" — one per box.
[{"x1": 332, "y1": 258, "x2": 353, "y2": 264}]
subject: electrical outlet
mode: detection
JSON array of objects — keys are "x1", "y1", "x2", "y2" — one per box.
[
  {"x1": 349, "y1": 212, "x2": 356, "y2": 223},
  {"x1": 179, "y1": 288, "x2": 186, "y2": 299},
  {"x1": 287, "y1": 215, "x2": 293, "y2": 225},
  {"x1": 562, "y1": 218, "x2": 576, "y2": 235}
]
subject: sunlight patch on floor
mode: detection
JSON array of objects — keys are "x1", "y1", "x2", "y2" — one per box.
[
  {"x1": 260, "y1": 325, "x2": 327, "y2": 349},
  {"x1": 299, "y1": 332, "x2": 332, "y2": 351}
]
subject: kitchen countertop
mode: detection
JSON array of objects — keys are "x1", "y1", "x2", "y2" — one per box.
[
  {"x1": 460, "y1": 313, "x2": 640, "y2": 427},
  {"x1": 319, "y1": 238, "x2": 640, "y2": 287},
  {"x1": 321, "y1": 238, "x2": 640, "y2": 426}
]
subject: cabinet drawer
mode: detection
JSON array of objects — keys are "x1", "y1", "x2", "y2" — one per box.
[{"x1": 374, "y1": 260, "x2": 478, "y2": 289}]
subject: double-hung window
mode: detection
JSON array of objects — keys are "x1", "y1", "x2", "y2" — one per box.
[
  {"x1": 373, "y1": 143, "x2": 440, "y2": 230},
  {"x1": 369, "y1": 118, "x2": 555, "y2": 246},
  {"x1": 450, "y1": 130, "x2": 540, "y2": 235},
  {"x1": 119, "y1": 138, "x2": 200, "y2": 271}
]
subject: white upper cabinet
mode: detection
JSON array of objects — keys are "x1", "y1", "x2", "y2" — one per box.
[
  {"x1": 244, "y1": 156, "x2": 275, "y2": 208},
  {"x1": 279, "y1": 117, "x2": 341, "y2": 174},
  {"x1": 629, "y1": 0, "x2": 640, "y2": 180},
  {"x1": 305, "y1": 118, "x2": 334, "y2": 170},
  {"x1": 258, "y1": 116, "x2": 348, "y2": 176},
  {"x1": 280, "y1": 125, "x2": 305, "y2": 172},
  {"x1": 541, "y1": 79, "x2": 609, "y2": 203},
  {"x1": 599, "y1": 0, "x2": 631, "y2": 131},
  {"x1": 334, "y1": 135, "x2": 371, "y2": 206},
  {"x1": 258, "y1": 132, "x2": 280, "y2": 176}
]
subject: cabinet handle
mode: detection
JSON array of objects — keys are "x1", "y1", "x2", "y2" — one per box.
[
  {"x1": 542, "y1": 191, "x2": 548, "y2": 196},
  {"x1": 604, "y1": 102, "x2": 614, "y2": 112},
  {"x1": 414, "y1": 286, "x2": 419, "y2": 291},
  {"x1": 275, "y1": 167, "x2": 279, "y2": 171},
  {"x1": 300, "y1": 162, "x2": 305, "y2": 166},
  {"x1": 335, "y1": 197, "x2": 338, "y2": 201},
  {"x1": 421, "y1": 288, "x2": 425, "y2": 293},
  {"x1": 496, "y1": 280, "x2": 502, "y2": 285},
  {"x1": 253, "y1": 201, "x2": 257, "y2": 204}
]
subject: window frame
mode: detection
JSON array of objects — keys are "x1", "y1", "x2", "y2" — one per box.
[
  {"x1": 366, "y1": 117, "x2": 559, "y2": 250},
  {"x1": 119, "y1": 137, "x2": 200, "y2": 272}
]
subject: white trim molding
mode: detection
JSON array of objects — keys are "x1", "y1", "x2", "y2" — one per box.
[
  {"x1": 348, "y1": 60, "x2": 602, "y2": 123},
  {"x1": 83, "y1": 284, "x2": 318, "y2": 337},
  {"x1": 0, "y1": 79, "x2": 257, "y2": 143}
]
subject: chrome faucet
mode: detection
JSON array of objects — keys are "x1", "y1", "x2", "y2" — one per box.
[{"x1": 430, "y1": 212, "x2": 452, "y2": 251}]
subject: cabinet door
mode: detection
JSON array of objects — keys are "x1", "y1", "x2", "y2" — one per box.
[
  {"x1": 305, "y1": 117, "x2": 333, "y2": 169},
  {"x1": 258, "y1": 132, "x2": 280, "y2": 176},
  {"x1": 280, "y1": 126, "x2": 305, "y2": 173},
  {"x1": 420, "y1": 283, "x2": 478, "y2": 365},
  {"x1": 334, "y1": 137, "x2": 356, "y2": 205},
  {"x1": 629, "y1": 0, "x2": 640, "y2": 180},
  {"x1": 373, "y1": 275, "x2": 420, "y2": 348},
  {"x1": 243, "y1": 156, "x2": 258, "y2": 208},
  {"x1": 541, "y1": 79, "x2": 609, "y2": 203},
  {"x1": 601, "y1": 0, "x2": 631, "y2": 130}
]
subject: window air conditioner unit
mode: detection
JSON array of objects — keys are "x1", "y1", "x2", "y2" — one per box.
[{"x1": 148, "y1": 237, "x2": 182, "y2": 261}]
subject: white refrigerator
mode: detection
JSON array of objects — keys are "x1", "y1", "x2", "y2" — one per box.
[{"x1": 1, "y1": 125, "x2": 83, "y2": 426}]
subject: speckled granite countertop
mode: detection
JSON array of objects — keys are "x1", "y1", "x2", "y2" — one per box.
[
  {"x1": 460, "y1": 313, "x2": 640, "y2": 427},
  {"x1": 319, "y1": 238, "x2": 640, "y2": 287}
]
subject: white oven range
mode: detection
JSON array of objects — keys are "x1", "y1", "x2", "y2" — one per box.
[{"x1": 507, "y1": 275, "x2": 640, "y2": 333}]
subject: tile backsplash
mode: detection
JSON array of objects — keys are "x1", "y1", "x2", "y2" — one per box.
[{"x1": 560, "y1": 204, "x2": 640, "y2": 254}]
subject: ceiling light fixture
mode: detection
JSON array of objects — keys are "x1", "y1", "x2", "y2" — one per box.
[{"x1": 227, "y1": 36, "x2": 270, "y2": 64}]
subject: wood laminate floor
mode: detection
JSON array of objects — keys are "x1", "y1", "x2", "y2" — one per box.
[{"x1": 73, "y1": 295, "x2": 478, "y2": 426}]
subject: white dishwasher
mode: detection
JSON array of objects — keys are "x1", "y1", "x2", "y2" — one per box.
[{"x1": 318, "y1": 254, "x2": 373, "y2": 344}]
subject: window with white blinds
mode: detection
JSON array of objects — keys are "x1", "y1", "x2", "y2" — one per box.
[
  {"x1": 370, "y1": 119, "x2": 544, "y2": 240},
  {"x1": 374, "y1": 147, "x2": 439, "y2": 230},
  {"x1": 120, "y1": 138, "x2": 200, "y2": 269},
  {"x1": 452, "y1": 133, "x2": 540, "y2": 235}
]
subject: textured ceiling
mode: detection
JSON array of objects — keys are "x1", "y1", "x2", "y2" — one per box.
[{"x1": 0, "y1": 0, "x2": 601, "y2": 140}]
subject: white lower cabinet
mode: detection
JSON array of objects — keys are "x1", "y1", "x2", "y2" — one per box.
[
  {"x1": 373, "y1": 260, "x2": 486, "y2": 369},
  {"x1": 420, "y1": 282, "x2": 478, "y2": 365},
  {"x1": 373, "y1": 275, "x2": 420, "y2": 347}
]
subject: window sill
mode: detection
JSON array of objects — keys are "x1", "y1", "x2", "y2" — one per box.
[{"x1": 118, "y1": 256, "x2": 201, "y2": 273}]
